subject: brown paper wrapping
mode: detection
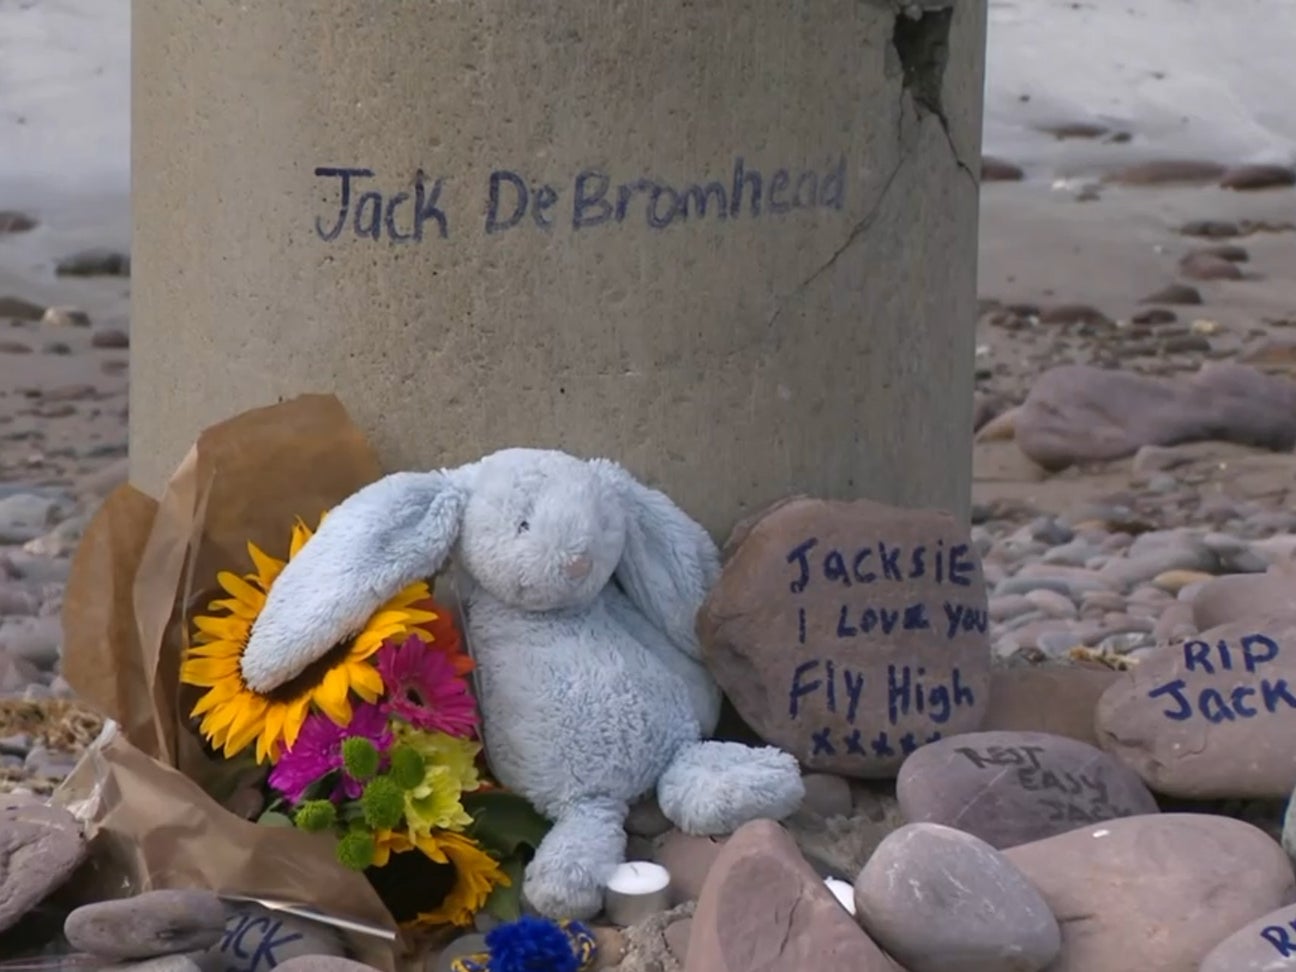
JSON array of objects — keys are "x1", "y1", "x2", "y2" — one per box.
[{"x1": 55, "y1": 394, "x2": 435, "y2": 970}]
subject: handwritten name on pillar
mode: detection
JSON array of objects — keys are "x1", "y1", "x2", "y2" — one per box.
[
  {"x1": 311, "y1": 156, "x2": 847, "y2": 243},
  {"x1": 1146, "y1": 634, "x2": 1296, "y2": 723}
]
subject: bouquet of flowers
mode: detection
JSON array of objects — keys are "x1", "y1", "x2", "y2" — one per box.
[{"x1": 178, "y1": 511, "x2": 547, "y2": 931}]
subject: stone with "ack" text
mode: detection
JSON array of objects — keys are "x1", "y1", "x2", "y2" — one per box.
[
  {"x1": 698, "y1": 496, "x2": 991, "y2": 778},
  {"x1": 1095, "y1": 619, "x2": 1296, "y2": 798}
]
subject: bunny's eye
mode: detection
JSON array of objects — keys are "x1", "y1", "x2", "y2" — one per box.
[{"x1": 517, "y1": 520, "x2": 530, "y2": 534}]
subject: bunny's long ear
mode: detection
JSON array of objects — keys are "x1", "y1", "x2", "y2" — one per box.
[
  {"x1": 239, "y1": 469, "x2": 469, "y2": 694},
  {"x1": 591, "y1": 459, "x2": 721, "y2": 660}
]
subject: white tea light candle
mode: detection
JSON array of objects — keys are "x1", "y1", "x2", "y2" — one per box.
[
  {"x1": 604, "y1": 861, "x2": 672, "y2": 926},
  {"x1": 824, "y1": 877, "x2": 857, "y2": 916}
]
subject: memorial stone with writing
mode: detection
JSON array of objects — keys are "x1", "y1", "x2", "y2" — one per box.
[
  {"x1": 1200, "y1": 902, "x2": 1296, "y2": 972},
  {"x1": 1095, "y1": 619, "x2": 1296, "y2": 798},
  {"x1": 698, "y1": 496, "x2": 991, "y2": 779},
  {"x1": 895, "y1": 730, "x2": 1159, "y2": 849},
  {"x1": 201, "y1": 905, "x2": 345, "y2": 972}
]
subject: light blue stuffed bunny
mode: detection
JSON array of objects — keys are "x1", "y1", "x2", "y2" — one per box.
[{"x1": 238, "y1": 448, "x2": 805, "y2": 919}]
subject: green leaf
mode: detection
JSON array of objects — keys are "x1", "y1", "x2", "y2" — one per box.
[
  {"x1": 257, "y1": 810, "x2": 296, "y2": 828},
  {"x1": 482, "y1": 856, "x2": 527, "y2": 923},
  {"x1": 462, "y1": 790, "x2": 552, "y2": 859}
]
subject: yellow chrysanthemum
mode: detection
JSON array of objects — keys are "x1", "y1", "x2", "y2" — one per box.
[
  {"x1": 396, "y1": 726, "x2": 483, "y2": 793},
  {"x1": 406, "y1": 767, "x2": 475, "y2": 836},
  {"x1": 372, "y1": 828, "x2": 511, "y2": 929},
  {"x1": 180, "y1": 513, "x2": 439, "y2": 764}
]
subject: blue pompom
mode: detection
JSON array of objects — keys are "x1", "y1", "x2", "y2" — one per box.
[{"x1": 483, "y1": 915, "x2": 581, "y2": 972}]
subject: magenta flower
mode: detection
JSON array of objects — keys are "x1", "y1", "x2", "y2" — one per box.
[
  {"x1": 376, "y1": 635, "x2": 479, "y2": 737},
  {"x1": 268, "y1": 702, "x2": 393, "y2": 804}
]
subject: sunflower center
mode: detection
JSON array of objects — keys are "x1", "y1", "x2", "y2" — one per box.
[
  {"x1": 262, "y1": 638, "x2": 356, "y2": 704},
  {"x1": 365, "y1": 845, "x2": 456, "y2": 924}
]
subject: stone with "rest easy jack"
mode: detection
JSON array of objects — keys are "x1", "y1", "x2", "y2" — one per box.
[
  {"x1": 1096, "y1": 618, "x2": 1296, "y2": 799},
  {"x1": 698, "y1": 496, "x2": 991, "y2": 779}
]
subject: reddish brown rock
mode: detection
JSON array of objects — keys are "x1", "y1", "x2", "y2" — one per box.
[
  {"x1": 1201, "y1": 243, "x2": 1250, "y2": 262},
  {"x1": 91, "y1": 328, "x2": 130, "y2": 349},
  {"x1": 699, "y1": 497, "x2": 991, "y2": 779},
  {"x1": 1005, "y1": 814, "x2": 1295, "y2": 972},
  {"x1": 1013, "y1": 363, "x2": 1296, "y2": 471},
  {"x1": 0, "y1": 212, "x2": 36, "y2": 234},
  {"x1": 980, "y1": 665, "x2": 1121, "y2": 746},
  {"x1": 1180, "y1": 219, "x2": 1240, "y2": 239},
  {"x1": 1141, "y1": 283, "x2": 1203, "y2": 305},
  {"x1": 1039, "y1": 303, "x2": 1112, "y2": 327},
  {"x1": 1095, "y1": 619, "x2": 1296, "y2": 798},
  {"x1": 684, "y1": 819, "x2": 901, "y2": 972},
  {"x1": 1105, "y1": 159, "x2": 1227, "y2": 186},
  {"x1": 981, "y1": 157, "x2": 1024, "y2": 182},
  {"x1": 1179, "y1": 252, "x2": 1244, "y2": 281},
  {"x1": 0, "y1": 296, "x2": 44, "y2": 321},
  {"x1": 1192, "y1": 573, "x2": 1296, "y2": 630},
  {"x1": 1038, "y1": 121, "x2": 1109, "y2": 140},
  {"x1": 1221, "y1": 164, "x2": 1296, "y2": 191},
  {"x1": 1131, "y1": 307, "x2": 1177, "y2": 324}
]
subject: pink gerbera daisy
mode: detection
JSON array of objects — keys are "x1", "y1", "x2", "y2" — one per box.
[
  {"x1": 268, "y1": 702, "x2": 393, "y2": 804},
  {"x1": 376, "y1": 634, "x2": 479, "y2": 737}
]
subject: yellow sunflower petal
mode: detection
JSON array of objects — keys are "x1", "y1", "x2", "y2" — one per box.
[
  {"x1": 182, "y1": 642, "x2": 241, "y2": 668},
  {"x1": 282, "y1": 696, "x2": 312, "y2": 750},
  {"x1": 261, "y1": 704, "x2": 287, "y2": 754},
  {"x1": 179, "y1": 655, "x2": 241, "y2": 684},
  {"x1": 190, "y1": 682, "x2": 240, "y2": 718},
  {"x1": 215, "y1": 571, "x2": 268, "y2": 610},
  {"x1": 246, "y1": 542, "x2": 284, "y2": 584},
  {"x1": 313, "y1": 666, "x2": 354, "y2": 725},
  {"x1": 348, "y1": 662, "x2": 384, "y2": 702},
  {"x1": 289, "y1": 521, "x2": 313, "y2": 557},
  {"x1": 208, "y1": 596, "x2": 261, "y2": 620},
  {"x1": 192, "y1": 615, "x2": 251, "y2": 642}
]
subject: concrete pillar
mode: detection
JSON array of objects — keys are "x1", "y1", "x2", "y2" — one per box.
[{"x1": 131, "y1": 0, "x2": 987, "y2": 538}]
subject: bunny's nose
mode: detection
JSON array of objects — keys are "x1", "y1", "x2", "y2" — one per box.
[{"x1": 563, "y1": 553, "x2": 593, "y2": 580}]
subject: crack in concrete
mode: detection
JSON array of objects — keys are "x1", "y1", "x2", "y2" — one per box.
[
  {"x1": 764, "y1": 149, "x2": 909, "y2": 334},
  {"x1": 764, "y1": 4, "x2": 975, "y2": 334}
]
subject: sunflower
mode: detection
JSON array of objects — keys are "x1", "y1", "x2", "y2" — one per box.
[
  {"x1": 180, "y1": 512, "x2": 440, "y2": 764},
  {"x1": 371, "y1": 828, "x2": 511, "y2": 929}
]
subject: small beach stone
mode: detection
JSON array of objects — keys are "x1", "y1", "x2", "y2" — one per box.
[
  {"x1": 65, "y1": 890, "x2": 229, "y2": 960},
  {"x1": 897, "y1": 730, "x2": 1158, "y2": 848},
  {"x1": 0, "y1": 802, "x2": 88, "y2": 933},
  {"x1": 853, "y1": 823, "x2": 1060, "y2": 972},
  {"x1": 1005, "y1": 814, "x2": 1296, "y2": 972},
  {"x1": 799, "y1": 773, "x2": 853, "y2": 819},
  {"x1": 626, "y1": 796, "x2": 673, "y2": 839},
  {"x1": 41, "y1": 306, "x2": 91, "y2": 328},
  {"x1": 1192, "y1": 572, "x2": 1296, "y2": 629},
  {"x1": 653, "y1": 830, "x2": 729, "y2": 904},
  {"x1": 980, "y1": 666, "x2": 1120, "y2": 746}
]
